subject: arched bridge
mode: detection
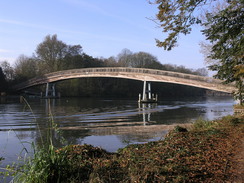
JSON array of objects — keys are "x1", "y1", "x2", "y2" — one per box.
[{"x1": 13, "y1": 67, "x2": 236, "y2": 93}]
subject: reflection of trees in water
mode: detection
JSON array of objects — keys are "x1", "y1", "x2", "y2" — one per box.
[
  {"x1": 15, "y1": 130, "x2": 35, "y2": 140},
  {"x1": 59, "y1": 129, "x2": 89, "y2": 145},
  {"x1": 31, "y1": 99, "x2": 85, "y2": 148},
  {"x1": 34, "y1": 128, "x2": 90, "y2": 149},
  {"x1": 117, "y1": 130, "x2": 167, "y2": 145},
  {"x1": 138, "y1": 103, "x2": 157, "y2": 124},
  {"x1": 17, "y1": 97, "x2": 231, "y2": 151},
  {"x1": 137, "y1": 103, "x2": 201, "y2": 125},
  {"x1": 33, "y1": 99, "x2": 201, "y2": 149}
]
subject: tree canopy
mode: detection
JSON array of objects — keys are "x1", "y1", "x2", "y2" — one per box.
[
  {"x1": 202, "y1": 1, "x2": 243, "y2": 82},
  {"x1": 0, "y1": 67, "x2": 7, "y2": 92},
  {"x1": 154, "y1": 0, "x2": 243, "y2": 104},
  {"x1": 36, "y1": 34, "x2": 83, "y2": 73},
  {"x1": 202, "y1": 0, "x2": 244, "y2": 104},
  {"x1": 2, "y1": 34, "x2": 209, "y2": 97},
  {"x1": 153, "y1": 0, "x2": 208, "y2": 50}
]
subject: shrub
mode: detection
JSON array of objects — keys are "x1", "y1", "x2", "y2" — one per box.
[{"x1": 193, "y1": 117, "x2": 215, "y2": 131}]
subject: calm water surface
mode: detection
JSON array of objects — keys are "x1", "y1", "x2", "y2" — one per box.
[{"x1": 0, "y1": 96, "x2": 235, "y2": 173}]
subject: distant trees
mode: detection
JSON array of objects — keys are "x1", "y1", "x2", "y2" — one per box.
[
  {"x1": 0, "y1": 61, "x2": 14, "y2": 81},
  {"x1": 14, "y1": 55, "x2": 38, "y2": 81},
  {"x1": 117, "y1": 49, "x2": 162, "y2": 69},
  {"x1": 1, "y1": 34, "x2": 210, "y2": 97},
  {"x1": 9, "y1": 34, "x2": 208, "y2": 84},
  {"x1": 0, "y1": 67, "x2": 7, "y2": 92},
  {"x1": 62, "y1": 53, "x2": 104, "y2": 70},
  {"x1": 116, "y1": 48, "x2": 208, "y2": 76}
]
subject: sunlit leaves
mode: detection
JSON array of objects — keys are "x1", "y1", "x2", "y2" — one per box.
[{"x1": 202, "y1": 0, "x2": 244, "y2": 104}]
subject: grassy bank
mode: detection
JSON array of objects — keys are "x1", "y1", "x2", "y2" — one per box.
[{"x1": 5, "y1": 114, "x2": 244, "y2": 182}]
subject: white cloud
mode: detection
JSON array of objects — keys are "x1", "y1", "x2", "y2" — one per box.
[
  {"x1": 0, "y1": 49, "x2": 10, "y2": 53},
  {"x1": 0, "y1": 18, "x2": 55, "y2": 31},
  {"x1": 0, "y1": 56, "x2": 15, "y2": 64},
  {"x1": 62, "y1": 0, "x2": 111, "y2": 16}
]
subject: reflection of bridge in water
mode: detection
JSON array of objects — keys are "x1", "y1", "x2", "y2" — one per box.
[
  {"x1": 13, "y1": 67, "x2": 236, "y2": 99},
  {"x1": 138, "y1": 103, "x2": 157, "y2": 124}
]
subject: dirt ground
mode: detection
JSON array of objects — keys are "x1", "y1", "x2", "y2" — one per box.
[{"x1": 231, "y1": 135, "x2": 244, "y2": 183}]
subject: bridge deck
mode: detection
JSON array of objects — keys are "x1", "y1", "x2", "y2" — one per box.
[{"x1": 13, "y1": 67, "x2": 236, "y2": 93}]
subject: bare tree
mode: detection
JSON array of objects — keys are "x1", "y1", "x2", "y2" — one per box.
[
  {"x1": 35, "y1": 34, "x2": 82, "y2": 73},
  {"x1": 0, "y1": 61, "x2": 14, "y2": 81},
  {"x1": 14, "y1": 55, "x2": 38, "y2": 81}
]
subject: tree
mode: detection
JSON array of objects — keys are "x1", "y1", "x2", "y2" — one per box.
[
  {"x1": 234, "y1": 65, "x2": 244, "y2": 105},
  {"x1": 0, "y1": 61, "x2": 14, "y2": 81},
  {"x1": 103, "y1": 56, "x2": 118, "y2": 67},
  {"x1": 132, "y1": 52, "x2": 161, "y2": 68},
  {"x1": 36, "y1": 34, "x2": 82, "y2": 73},
  {"x1": 153, "y1": 0, "x2": 243, "y2": 104},
  {"x1": 152, "y1": 0, "x2": 205, "y2": 50},
  {"x1": 152, "y1": 0, "x2": 234, "y2": 50},
  {"x1": 14, "y1": 55, "x2": 38, "y2": 81},
  {"x1": 117, "y1": 49, "x2": 162, "y2": 69},
  {"x1": 195, "y1": 68, "x2": 208, "y2": 76},
  {"x1": 117, "y1": 48, "x2": 133, "y2": 67},
  {"x1": 202, "y1": 1, "x2": 244, "y2": 104},
  {"x1": 0, "y1": 67, "x2": 7, "y2": 92},
  {"x1": 62, "y1": 53, "x2": 104, "y2": 69}
]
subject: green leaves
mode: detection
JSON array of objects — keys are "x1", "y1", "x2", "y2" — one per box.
[{"x1": 202, "y1": 0, "x2": 244, "y2": 104}]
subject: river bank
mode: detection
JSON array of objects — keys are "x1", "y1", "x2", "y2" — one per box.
[{"x1": 6, "y1": 113, "x2": 243, "y2": 183}]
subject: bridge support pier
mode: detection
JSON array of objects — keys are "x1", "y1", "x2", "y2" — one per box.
[
  {"x1": 44, "y1": 83, "x2": 57, "y2": 98},
  {"x1": 138, "y1": 81, "x2": 158, "y2": 103}
]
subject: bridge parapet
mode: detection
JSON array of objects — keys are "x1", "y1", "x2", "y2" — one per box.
[
  {"x1": 42, "y1": 67, "x2": 221, "y2": 83},
  {"x1": 13, "y1": 67, "x2": 236, "y2": 93}
]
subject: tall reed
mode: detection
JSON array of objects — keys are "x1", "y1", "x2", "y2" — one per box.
[{"x1": 2, "y1": 97, "x2": 66, "y2": 183}]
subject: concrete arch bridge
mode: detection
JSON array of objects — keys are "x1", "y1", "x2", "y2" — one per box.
[{"x1": 13, "y1": 67, "x2": 236, "y2": 100}]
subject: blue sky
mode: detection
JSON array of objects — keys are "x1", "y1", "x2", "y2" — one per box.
[{"x1": 0, "y1": 0, "x2": 206, "y2": 69}]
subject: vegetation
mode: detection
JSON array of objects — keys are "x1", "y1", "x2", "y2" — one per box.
[
  {"x1": 0, "y1": 67, "x2": 7, "y2": 93},
  {"x1": 5, "y1": 114, "x2": 243, "y2": 183},
  {"x1": 202, "y1": 1, "x2": 244, "y2": 105},
  {"x1": 153, "y1": 0, "x2": 243, "y2": 104}
]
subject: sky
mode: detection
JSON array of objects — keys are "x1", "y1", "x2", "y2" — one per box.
[{"x1": 0, "y1": 0, "x2": 207, "y2": 69}]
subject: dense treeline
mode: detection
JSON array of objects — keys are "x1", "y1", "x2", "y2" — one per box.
[{"x1": 0, "y1": 34, "x2": 208, "y2": 97}]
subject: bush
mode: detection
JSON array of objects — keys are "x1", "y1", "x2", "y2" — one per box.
[
  {"x1": 193, "y1": 117, "x2": 215, "y2": 131},
  {"x1": 173, "y1": 125, "x2": 188, "y2": 132}
]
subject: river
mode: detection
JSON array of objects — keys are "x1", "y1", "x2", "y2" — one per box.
[{"x1": 0, "y1": 96, "x2": 235, "y2": 180}]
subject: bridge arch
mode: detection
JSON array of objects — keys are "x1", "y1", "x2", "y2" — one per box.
[{"x1": 13, "y1": 67, "x2": 236, "y2": 93}]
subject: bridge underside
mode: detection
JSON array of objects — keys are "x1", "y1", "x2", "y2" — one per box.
[
  {"x1": 13, "y1": 67, "x2": 236, "y2": 94},
  {"x1": 55, "y1": 74, "x2": 232, "y2": 93}
]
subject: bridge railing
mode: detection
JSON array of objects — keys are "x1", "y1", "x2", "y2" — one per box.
[
  {"x1": 13, "y1": 67, "x2": 229, "y2": 90},
  {"x1": 42, "y1": 67, "x2": 222, "y2": 84}
]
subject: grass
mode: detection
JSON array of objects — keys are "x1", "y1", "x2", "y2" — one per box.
[
  {"x1": 234, "y1": 104, "x2": 244, "y2": 109},
  {"x1": 6, "y1": 114, "x2": 243, "y2": 183},
  {"x1": 0, "y1": 97, "x2": 66, "y2": 183}
]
